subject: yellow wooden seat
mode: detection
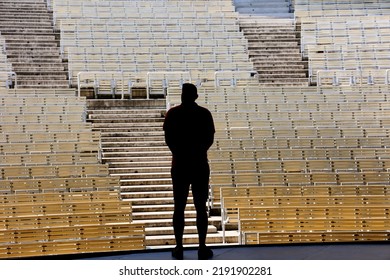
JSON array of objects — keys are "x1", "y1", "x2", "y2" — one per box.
[{"x1": 0, "y1": 224, "x2": 145, "y2": 259}]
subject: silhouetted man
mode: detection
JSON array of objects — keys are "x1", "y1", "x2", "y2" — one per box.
[{"x1": 163, "y1": 83, "x2": 215, "y2": 260}]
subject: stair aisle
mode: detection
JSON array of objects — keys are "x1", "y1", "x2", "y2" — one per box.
[
  {"x1": 233, "y1": 0, "x2": 293, "y2": 18},
  {"x1": 0, "y1": 0, "x2": 68, "y2": 88},
  {"x1": 87, "y1": 100, "x2": 236, "y2": 248},
  {"x1": 239, "y1": 19, "x2": 309, "y2": 86}
]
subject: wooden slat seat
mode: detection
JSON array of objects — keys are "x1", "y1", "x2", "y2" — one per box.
[
  {"x1": 219, "y1": 184, "x2": 390, "y2": 241},
  {"x1": 239, "y1": 205, "x2": 390, "y2": 245},
  {"x1": 0, "y1": 153, "x2": 99, "y2": 166},
  {"x1": 0, "y1": 198, "x2": 131, "y2": 219},
  {"x1": 0, "y1": 223, "x2": 145, "y2": 259},
  {"x1": 0, "y1": 114, "x2": 84, "y2": 124},
  {"x1": 0, "y1": 142, "x2": 100, "y2": 154},
  {"x1": 0, "y1": 164, "x2": 109, "y2": 179},
  {"x1": 0, "y1": 131, "x2": 100, "y2": 144},
  {"x1": 0, "y1": 177, "x2": 119, "y2": 194},
  {"x1": 0, "y1": 123, "x2": 92, "y2": 133},
  {"x1": 0, "y1": 190, "x2": 121, "y2": 205}
]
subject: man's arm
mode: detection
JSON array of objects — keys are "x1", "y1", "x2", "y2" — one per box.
[
  {"x1": 163, "y1": 109, "x2": 177, "y2": 154},
  {"x1": 204, "y1": 110, "x2": 215, "y2": 151}
]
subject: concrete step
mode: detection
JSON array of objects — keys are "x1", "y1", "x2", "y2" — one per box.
[
  {"x1": 16, "y1": 82, "x2": 68, "y2": 86},
  {"x1": 131, "y1": 217, "x2": 199, "y2": 228},
  {"x1": 91, "y1": 119, "x2": 164, "y2": 125},
  {"x1": 6, "y1": 50, "x2": 62, "y2": 56},
  {"x1": 120, "y1": 178, "x2": 172, "y2": 187},
  {"x1": 110, "y1": 166, "x2": 171, "y2": 174},
  {"x1": 112, "y1": 171, "x2": 171, "y2": 180},
  {"x1": 92, "y1": 123, "x2": 163, "y2": 129},
  {"x1": 100, "y1": 131, "x2": 164, "y2": 137},
  {"x1": 103, "y1": 156, "x2": 171, "y2": 164},
  {"x1": 108, "y1": 161, "x2": 170, "y2": 168},
  {"x1": 124, "y1": 196, "x2": 177, "y2": 206},
  {"x1": 102, "y1": 146, "x2": 170, "y2": 153},
  {"x1": 122, "y1": 191, "x2": 173, "y2": 200},
  {"x1": 144, "y1": 231, "x2": 238, "y2": 247},
  {"x1": 254, "y1": 63, "x2": 306, "y2": 69},
  {"x1": 133, "y1": 210, "x2": 197, "y2": 220},
  {"x1": 121, "y1": 184, "x2": 173, "y2": 193},
  {"x1": 12, "y1": 64, "x2": 66, "y2": 72},
  {"x1": 102, "y1": 143, "x2": 167, "y2": 151},
  {"x1": 145, "y1": 225, "x2": 217, "y2": 236},
  {"x1": 132, "y1": 203, "x2": 187, "y2": 213},
  {"x1": 88, "y1": 111, "x2": 164, "y2": 117},
  {"x1": 252, "y1": 56, "x2": 305, "y2": 61},
  {"x1": 244, "y1": 34, "x2": 298, "y2": 39},
  {"x1": 101, "y1": 136, "x2": 165, "y2": 143},
  {"x1": 8, "y1": 57, "x2": 63, "y2": 63},
  {"x1": 103, "y1": 141, "x2": 166, "y2": 149},
  {"x1": 97, "y1": 130, "x2": 164, "y2": 136},
  {"x1": 16, "y1": 74, "x2": 67, "y2": 80}
]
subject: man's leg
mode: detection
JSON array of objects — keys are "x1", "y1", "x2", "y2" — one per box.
[
  {"x1": 171, "y1": 167, "x2": 190, "y2": 258},
  {"x1": 191, "y1": 164, "x2": 213, "y2": 259}
]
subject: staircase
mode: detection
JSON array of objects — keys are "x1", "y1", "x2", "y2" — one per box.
[
  {"x1": 87, "y1": 100, "x2": 233, "y2": 248},
  {"x1": 233, "y1": 0, "x2": 293, "y2": 18},
  {"x1": 0, "y1": 0, "x2": 68, "y2": 88},
  {"x1": 240, "y1": 19, "x2": 309, "y2": 86}
]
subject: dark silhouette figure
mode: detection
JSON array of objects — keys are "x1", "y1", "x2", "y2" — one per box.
[{"x1": 163, "y1": 83, "x2": 215, "y2": 260}]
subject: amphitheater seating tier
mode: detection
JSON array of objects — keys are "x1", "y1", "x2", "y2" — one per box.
[{"x1": 0, "y1": 89, "x2": 145, "y2": 258}]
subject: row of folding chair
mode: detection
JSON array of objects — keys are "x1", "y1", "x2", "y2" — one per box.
[
  {"x1": 221, "y1": 192, "x2": 390, "y2": 243},
  {"x1": 211, "y1": 158, "x2": 390, "y2": 175},
  {"x1": 211, "y1": 170, "x2": 390, "y2": 187},
  {"x1": 300, "y1": 16, "x2": 390, "y2": 56},
  {"x1": 214, "y1": 118, "x2": 390, "y2": 130},
  {"x1": 61, "y1": 37, "x2": 248, "y2": 55},
  {"x1": 194, "y1": 85, "x2": 390, "y2": 102},
  {"x1": 308, "y1": 43, "x2": 390, "y2": 83},
  {"x1": 0, "y1": 88, "x2": 78, "y2": 96},
  {"x1": 0, "y1": 164, "x2": 110, "y2": 180},
  {"x1": 0, "y1": 153, "x2": 99, "y2": 166},
  {"x1": 214, "y1": 137, "x2": 390, "y2": 150},
  {"x1": 68, "y1": 45, "x2": 247, "y2": 57},
  {"x1": 68, "y1": 61, "x2": 254, "y2": 88},
  {"x1": 209, "y1": 148, "x2": 390, "y2": 161},
  {"x1": 0, "y1": 224, "x2": 145, "y2": 258},
  {"x1": 0, "y1": 176, "x2": 120, "y2": 194},
  {"x1": 0, "y1": 105, "x2": 86, "y2": 115},
  {"x1": 0, "y1": 123, "x2": 93, "y2": 133},
  {"x1": 0, "y1": 131, "x2": 99, "y2": 144},
  {"x1": 214, "y1": 127, "x2": 390, "y2": 139},
  {"x1": 0, "y1": 114, "x2": 84, "y2": 124},
  {"x1": 0, "y1": 142, "x2": 100, "y2": 155},
  {"x1": 0, "y1": 190, "x2": 122, "y2": 205},
  {"x1": 239, "y1": 207, "x2": 390, "y2": 245},
  {"x1": 208, "y1": 107, "x2": 390, "y2": 121},
  {"x1": 60, "y1": 20, "x2": 239, "y2": 33}
]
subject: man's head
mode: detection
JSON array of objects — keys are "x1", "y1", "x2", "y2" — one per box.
[{"x1": 181, "y1": 83, "x2": 198, "y2": 104}]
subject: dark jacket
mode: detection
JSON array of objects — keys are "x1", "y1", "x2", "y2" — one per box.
[{"x1": 163, "y1": 102, "x2": 215, "y2": 166}]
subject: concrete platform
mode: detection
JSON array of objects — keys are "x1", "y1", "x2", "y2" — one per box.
[{"x1": 68, "y1": 242, "x2": 390, "y2": 260}]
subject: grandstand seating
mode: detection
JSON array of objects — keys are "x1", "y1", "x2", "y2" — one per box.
[
  {"x1": 51, "y1": 0, "x2": 253, "y2": 96},
  {"x1": 0, "y1": 0, "x2": 68, "y2": 88},
  {"x1": 220, "y1": 185, "x2": 390, "y2": 243},
  {"x1": 182, "y1": 83, "x2": 390, "y2": 244},
  {"x1": 0, "y1": 89, "x2": 145, "y2": 258},
  {"x1": 2, "y1": 0, "x2": 390, "y2": 258},
  {"x1": 296, "y1": 0, "x2": 390, "y2": 85}
]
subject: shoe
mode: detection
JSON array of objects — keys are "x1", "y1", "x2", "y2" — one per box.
[
  {"x1": 198, "y1": 246, "x2": 213, "y2": 260},
  {"x1": 172, "y1": 245, "x2": 184, "y2": 260}
]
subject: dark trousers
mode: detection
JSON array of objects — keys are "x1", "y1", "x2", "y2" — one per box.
[{"x1": 171, "y1": 162, "x2": 210, "y2": 247}]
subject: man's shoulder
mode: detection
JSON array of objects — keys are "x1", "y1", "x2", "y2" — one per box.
[{"x1": 195, "y1": 103, "x2": 212, "y2": 114}]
